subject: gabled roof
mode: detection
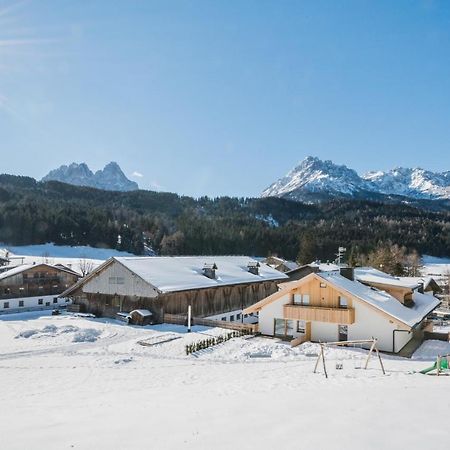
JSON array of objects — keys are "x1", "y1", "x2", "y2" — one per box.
[
  {"x1": 62, "y1": 256, "x2": 288, "y2": 296},
  {"x1": 245, "y1": 270, "x2": 440, "y2": 328},
  {"x1": 0, "y1": 263, "x2": 80, "y2": 282},
  {"x1": 319, "y1": 271, "x2": 439, "y2": 328},
  {"x1": 115, "y1": 256, "x2": 288, "y2": 293},
  {"x1": 354, "y1": 267, "x2": 419, "y2": 289}
]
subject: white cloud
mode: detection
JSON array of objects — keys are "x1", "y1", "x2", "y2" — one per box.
[{"x1": 132, "y1": 171, "x2": 143, "y2": 178}]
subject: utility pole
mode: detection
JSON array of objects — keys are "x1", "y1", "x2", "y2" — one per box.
[{"x1": 336, "y1": 246, "x2": 346, "y2": 266}]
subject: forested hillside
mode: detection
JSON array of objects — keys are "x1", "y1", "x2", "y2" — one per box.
[{"x1": 0, "y1": 174, "x2": 449, "y2": 260}]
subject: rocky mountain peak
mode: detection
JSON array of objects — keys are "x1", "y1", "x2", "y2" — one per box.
[{"x1": 42, "y1": 162, "x2": 139, "y2": 192}]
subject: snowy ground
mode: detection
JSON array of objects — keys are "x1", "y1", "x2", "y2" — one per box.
[
  {"x1": 1, "y1": 312, "x2": 450, "y2": 450},
  {"x1": 0, "y1": 243, "x2": 134, "y2": 275}
]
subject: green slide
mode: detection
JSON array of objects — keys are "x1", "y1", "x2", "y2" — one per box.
[{"x1": 420, "y1": 358, "x2": 449, "y2": 375}]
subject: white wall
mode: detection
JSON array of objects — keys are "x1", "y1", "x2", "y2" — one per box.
[
  {"x1": 258, "y1": 294, "x2": 290, "y2": 335},
  {"x1": 347, "y1": 299, "x2": 412, "y2": 352},
  {"x1": 205, "y1": 310, "x2": 258, "y2": 324},
  {"x1": 0, "y1": 295, "x2": 71, "y2": 314},
  {"x1": 83, "y1": 261, "x2": 158, "y2": 298},
  {"x1": 311, "y1": 322, "x2": 339, "y2": 343}
]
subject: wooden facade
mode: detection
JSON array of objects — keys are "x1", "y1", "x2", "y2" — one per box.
[
  {"x1": 0, "y1": 264, "x2": 79, "y2": 301},
  {"x1": 70, "y1": 278, "x2": 279, "y2": 323},
  {"x1": 283, "y1": 304, "x2": 355, "y2": 324}
]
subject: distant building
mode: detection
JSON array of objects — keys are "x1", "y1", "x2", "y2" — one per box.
[
  {"x1": 0, "y1": 263, "x2": 81, "y2": 314},
  {"x1": 263, "y1": 256, "x2": 299, "y2": 273},
  {"x1": 286, "y1": 261, "x2": 339, "y2": 281},
  {"x1": 244, "y1": 267, "x2": 440, "y2": 353},
  {"x1": 62, "y1": 256, "x2": 288, "y2": 322}
]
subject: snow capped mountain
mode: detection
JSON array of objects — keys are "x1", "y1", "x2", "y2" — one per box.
[
  {"x1": 42, "y1": 162, "x2": 139, "y2": 192},
  {"x1": 363, "y1": 167, "x2": 450, "y2": 200},
  {"x1": 262, "y1": 156, "x2": 372, "y2": 200},
  {"x1": 262, "y1": 156, "x2": 450, "y2": 202}
]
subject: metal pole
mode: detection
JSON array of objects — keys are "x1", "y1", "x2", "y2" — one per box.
[{"x1": 187, "y1": 305, "x2": 192, "y2": 333}]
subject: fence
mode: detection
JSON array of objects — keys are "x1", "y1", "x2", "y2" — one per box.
[
  {"x1": 163, "y1": 313, "x2": 258, "y2": 333},
  {"x1": 424, "y1": 331, "x2": 450, "y2": 342}
]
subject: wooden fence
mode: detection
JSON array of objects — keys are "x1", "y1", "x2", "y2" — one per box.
[
  {"x1": 163, "y1": 313, "x2": 258, "y2": 333},
  {"x1": 424, "y1": 331, "x2": 450, "y2": 342}
]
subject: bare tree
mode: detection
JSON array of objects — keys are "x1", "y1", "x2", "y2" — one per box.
[{"x1": 79, "y1": 257, "x2": 95, "y2": 277}]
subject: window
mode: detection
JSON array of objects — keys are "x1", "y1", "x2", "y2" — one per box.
[
  {"x1": 4, "y1": 301, "x2": 9, "y2": 309},
  {"x1": 221, "y1": 317, "x2": 226, "y2": 321},
  {"x1": 38, "y1": 299, "x2": 43, "y2": 305},
  {"x1": 297, "y1": 320, "x2": 306, "y2": 334},
  {"x1": 294, "y1": 293, "x2": 310, "y2": 305},
  {"x1": 53, "y1": 298, "x2": 58, "y2": 304},
  {"x1": 230, "y1": 315, "x2": 235, "y2": 322},
  {"x1": 338, "y1": 325, "x2": 348, "y2": 342},
  {"x1": 45, "y1": 302, "x2": 50, "y2": 307},
  {"x1": 236, "y1": 313, "x2": 241, "y2": 320},
  {"x1": 108, "y1": 277, "x2": 125, "y2": 285},
  {"x1": 19, "y1": 300, "x2": 24, "y2": 307},
  {"x1": 338, "y1": 296, "x2": 348, "y2": 308},
  {"x1": 320, "y1": 283, "x2": 327, "y2": 288},
  {"x1": 274, "y1": 318, "x2": 286, "y2": 337},
  {"x1": 274, "y1": 319, "x2": 294, "y2": 338}
]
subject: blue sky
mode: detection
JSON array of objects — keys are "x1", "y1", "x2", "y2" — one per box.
[{"x1": 1, "y1": 0, "x2": 449, "y2": 197}]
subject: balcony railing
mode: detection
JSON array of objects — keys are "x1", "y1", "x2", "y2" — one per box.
[{"x1": 283, "y1": 304, "x2": 355, "y2": 324}]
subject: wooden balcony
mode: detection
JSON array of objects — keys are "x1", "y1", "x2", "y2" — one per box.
[{"x1": 283, "y1": 304, "x2": 355, "y2": 324}]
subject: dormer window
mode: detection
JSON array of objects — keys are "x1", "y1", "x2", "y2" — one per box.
[
  {"x1": 203, "y1": 263, "x2": 217, "y2": 279},
  {"x1": 247, "y1": 261, "x2": 260, "y2": 275}
]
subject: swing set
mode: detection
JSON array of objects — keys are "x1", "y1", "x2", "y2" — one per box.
[{"x1": 313, "y1": 338, "x2": 386, "y2": 379}]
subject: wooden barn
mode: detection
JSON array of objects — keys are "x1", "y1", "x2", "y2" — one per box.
[{"x1": 61, "y1": 256, "x2": 288, "y2": 322}]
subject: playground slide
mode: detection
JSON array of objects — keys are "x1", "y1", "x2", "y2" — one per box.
[{"x1": 419, "y1": 358, "x2": 449, "y2": 375}]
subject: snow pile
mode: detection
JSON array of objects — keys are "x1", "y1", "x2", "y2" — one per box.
[
  {"x1": 72, "y1": 328, "x2": 102, "y2": 343},
  {"x1": 16, "y1": 324, "x2": 102, "y2": 343}
]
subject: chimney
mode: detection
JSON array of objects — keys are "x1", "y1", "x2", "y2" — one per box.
[
  {"x1": 340, "y1": 267, "x2": 354, "y2": 281},
  {"x1": 417, "y1": 282, "x2": 424, "y2": 294},
  {"x1": 248, "y1": 261, "x2": 260, "y2": 275},
  {"x1": 202, "y1": 263, "x2": 217, "y2": 279}
]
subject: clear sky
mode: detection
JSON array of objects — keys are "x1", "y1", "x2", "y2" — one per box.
[{"x1": 1, "y1": 0, "x2": 450, "y2": 197}]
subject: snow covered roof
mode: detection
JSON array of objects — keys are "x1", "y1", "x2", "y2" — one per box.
[
  {"x1": 0, "y1": 263, "x2": 81, "y2": 282},
  {"x1": 0, "y1": 264, "x2": 36, "y2": 281},
  {"x1": 318, "y1": 271, "x2": 440, "y2": 328},
  {"x1": 354, "y1": 267, "x2": 419, "y2": 289},
  {"x1": 308, "y1": 262, "x2": 340, "y2": 272},
  {"x1": 115, "y1": 256, "x2": 288, "y2": 293},
  {"x1": 129, "y1": 309, "x2": 153, "y2": 317}
]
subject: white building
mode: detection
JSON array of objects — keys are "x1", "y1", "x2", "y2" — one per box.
[{"x1": 244, "y1": 267, "x2": 440, "y2": 353}]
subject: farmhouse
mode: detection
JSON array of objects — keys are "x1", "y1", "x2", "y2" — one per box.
[
  {"x1": 0, "y1": 263, "x2": 80, "y2": 313},
  {"x1": 244, "y1": 267, "x2": 440, "y2": 353},
  {"x1": 62, "y1": 256, "x2": 288, "y2": 322}
]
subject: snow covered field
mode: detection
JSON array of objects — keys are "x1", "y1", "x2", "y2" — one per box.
[{"x1": 1, "y1": 312, "x2": 450, "y2": 450}]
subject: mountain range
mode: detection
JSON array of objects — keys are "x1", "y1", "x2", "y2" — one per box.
[
  {"x1": 42, "y1": 162, "x2": 139, "y2": 192},
  {"x1": 262, "y1": 156, "x2": 450, "y2": 202}
]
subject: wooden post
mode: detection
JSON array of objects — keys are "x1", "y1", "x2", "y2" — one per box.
[
  {"x1": 364, "y1": 339, "x2": 376, "y2": 370},
  {"x1": 321, "y1": 345, "x2": 328, "y2": 379},
  {"x1": 313, "y1": 346, "x2": 322, "y2": 374},
  {"x1": 374, "y1": 345, "x2": 386, "y2": 375},
  {"x1": 187, "y1": 305, "x2": 192, "y2": 333}
]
